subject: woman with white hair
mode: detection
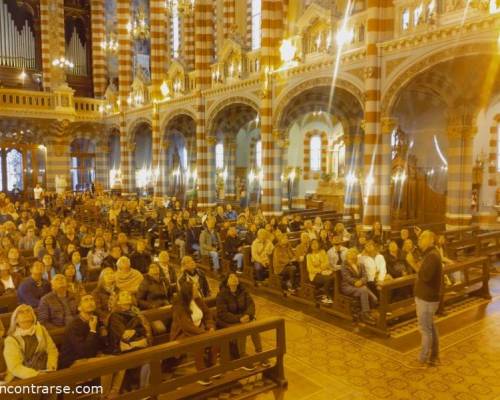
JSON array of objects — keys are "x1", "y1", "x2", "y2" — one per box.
[
  {"x1": 115, "y1": 256, "x2": 143, "y2": 294},
  {"x1": 3, "y1": 304, "x2": 58, "y2": 382}
]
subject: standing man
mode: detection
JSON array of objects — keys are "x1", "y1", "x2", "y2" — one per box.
[
  {"x1": 415, "y1": 230, "x2": 442, "y2": 366},
  {"x1": 33, "y1": 183, "x2": 44, "y2": 208}
]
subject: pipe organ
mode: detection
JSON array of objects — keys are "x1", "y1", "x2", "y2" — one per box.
[
  {"x1": 0, "y1": 0, "x2": 36, "y2": 70},
  {"x1": 66, "y1": 27, "x2": 87, "y2": 76}
]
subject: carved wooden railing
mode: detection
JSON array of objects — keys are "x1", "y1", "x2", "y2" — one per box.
[{"x1": 3, "y1": 317, "x2": 287, "y2": 400}]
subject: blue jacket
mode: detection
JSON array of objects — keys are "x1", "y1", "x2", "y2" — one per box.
[{"x1": 17, "y1": 277, "x2": 51, "y2": 308}]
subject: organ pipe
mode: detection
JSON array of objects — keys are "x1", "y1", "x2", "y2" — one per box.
[
  {"x1": 0, "y1": 0, "x2": 36, "y2": 69},
  {"x1": 66, "y1": 27, "x2": 87, "y2": 76}
]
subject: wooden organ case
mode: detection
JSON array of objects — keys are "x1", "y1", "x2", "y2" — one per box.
[
  {"x1": 64, "y1": 0, "x2": 93, "y2": 97},
  {"x1": 0, "y1": 0, "x2": 42, "y2": 90},
  {"x1": 390, "y1": 128, "x2": 446, "y2": 229}
]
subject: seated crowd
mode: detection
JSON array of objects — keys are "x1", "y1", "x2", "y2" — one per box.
[{"x1": 0, "y1": 191, "x2": 457, "y2": 395}]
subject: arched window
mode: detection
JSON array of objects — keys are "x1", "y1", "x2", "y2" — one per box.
[
  {"x1": 172, "y1": 1, "x2": 180, "y2": 58},
  {"x1": 255, "y1": 140, "x2": 262, "y2": 168},
  {"x1": 310, "y1": 135, "x2": 321, "y2": 171},
  {"x1": 215, "y1": 142, "x2": 224, "y2": 169},
  {"x1": 402, "y1": 9, "x2": 410, "y2": 30},
  {"x1": 70, "y1": 138, "x2": 96, "y2": 192},
  {"x1": 182, "y1": 147, "x2": 188, "y2": 170},
  {"x1": 251, "y1": 0, "x2": 261, "y2": 50}
]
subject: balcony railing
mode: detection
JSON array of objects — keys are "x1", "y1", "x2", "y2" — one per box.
[{"x1": 0, "y1": 88, "x2": 52, "y2": 110}]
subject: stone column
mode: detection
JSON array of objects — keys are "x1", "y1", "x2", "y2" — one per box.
[
  {"x1": 380, "y1": 116, "x2": 397, "y2": 229},
  {"x1": 194, "y1": 0, "x2": 215, "y2": 209},
  {"x1": 95, "y1": 140, "x2": 109, "y2": 190},
  {"x1": 223, "y1": 0, "x2": 235, "y2": 39},
  {"x1": 40, "y1": 0, "x2": 66, "y2": 90},
  {"x1": 117, "y1": 0, "x2": 133, "y2": 192},
  {"x1": 446, "y1": 111, "x2": 477, "y2": 228},
  {"x1": 225, "y1": 140, "x2": 236, "y2": 198},
  {"x1": 260, "y1": 0, "x2": 283, "y2": 216},
  {"x1": 343, "y1": 120, "x2": 363, "y2": 221},
  {"x1": 150, "y1": 0, "x2": 167, "y2": 197},
  {"x1": 91, "y1": 0, "x2": 106, "y2": 97}
]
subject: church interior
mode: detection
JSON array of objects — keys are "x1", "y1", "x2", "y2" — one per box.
[{"x1": 0, "y1": 0, "x2": 499, "y2": 398}]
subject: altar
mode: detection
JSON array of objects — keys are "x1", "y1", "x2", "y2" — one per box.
[{"x1": 313, "y1": 180, "x2": 345, "y2": 212}]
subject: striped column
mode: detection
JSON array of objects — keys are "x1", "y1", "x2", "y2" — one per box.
[
  {"x1": 223, "y1": 0, "x2": 235, "y2": 39},
  {"x1": 152, "y1": 107, "x2": 163, "y2": 197},
  {"x1": 488, "y1": 116, "x2": 499, "y2": 189},
  {"x1": 245, "y1": 0, "x2": 252, "y2": 48},
  {"x1": 39, "y1": 0, "x2": 52, "y2": 90},
  {"x1": 91, "y1": 0, "x2": 106, "y2": 97},
  {"x1": 225, "y1": 140, "x2": 236, "y2": 198},
  {"x1": 181, "y1": 12, "x2": 195, "y2": 70},
  {"x1": 194, "y1": 0, "x2": 215, "y2": 209},
  {"x1": 344, "y1": 121, "x2": 363, "y2": 221},
  {"x1": 260, "y1": 0, "x2": 283, "y2": 216},
  {"x1": 379, "y1": 117, "x2": 396, "y2": 229},
  {"x1": 119, "y1": 115, "x2": 133, "y2": 192},
  {"x1": 446, "y1": 114, "x2": 476, "y2": 228},
  {"x1": 362, "y1": 0, "x2": 383, "y2": 229},
  {"x1": 46, "y1": 136, "x2": 70, "y2": 192},
  {"x1": 95, "y1": 140, "x2": 109, "y2": 190},
  {"x1": 117, "y1": 0, "x2": 132, "y2": 192},
  {"x1": 150, "y1": 0, "x2": 166, "y2": 197}
]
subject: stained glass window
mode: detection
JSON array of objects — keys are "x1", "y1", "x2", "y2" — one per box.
[
  {"x1": 6, "y1": 149, "x2": 23, "y2": 191},
  {"x1": 251, "y1": 0, "x2": 261, "y2": 50}
]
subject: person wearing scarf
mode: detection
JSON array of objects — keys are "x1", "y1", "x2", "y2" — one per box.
[
  {"x1": 115, "y1": 256, "x2": 143, "y2": 294},
  {"x1": 91, "y1": 267, "x2": 118, "y2": 326},
  {"x1": 3, "y1": 304, "x2": 58, "y2": 382}
]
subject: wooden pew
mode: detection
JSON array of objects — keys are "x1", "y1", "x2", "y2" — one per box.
[
  {"x1": 0, "y1": 281, "x2": 98, "y2": 314},
  {"x1": 376, "y1": 257, "x2": 491, "y2": 336},
  {"x1": 3, "y1": 317, "x2": 287, "y2": 400}
]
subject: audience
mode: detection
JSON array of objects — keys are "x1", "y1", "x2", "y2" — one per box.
[
  {"x1": 199, "y1": 217, "x2": 221, "y2": 273},
  {"x1": 272, "y1": 235, "x2": 298, "y2": 293},
  {"x1": 178, "y1": 256, "x2": 210, "y2": 299}
]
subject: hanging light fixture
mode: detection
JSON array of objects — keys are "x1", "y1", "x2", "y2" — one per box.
[
  {"x1": 130, "y1": 6, "x2": 150, "y2": 40},
  {"x1": 52, "y1": 56, "x2": 74, "y2": 70},
  {"x1": 166, "y1": 0, "x2": 194, "y2": 15},
  {"x1": 101, "y1": 33, "x2": 118, "y2": 54}
]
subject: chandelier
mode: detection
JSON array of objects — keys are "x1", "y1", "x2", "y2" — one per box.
[
  {"x1": 129, "y1": 7, "x2": 150, "y2": 40},
  {"x1": 166, "y1": 0, "x2": 195, "y2": 15},
  {"x1": 52, "y1": 57, "x2": 74, "y2": 70},
  {"x1": 101, "y1": 33, "x2": 118, "y2": 54}
]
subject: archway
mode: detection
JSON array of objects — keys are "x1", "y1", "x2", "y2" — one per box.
[
  {"x1": 276, "y1": 85, "x2": 364, "y2": 212},
  {"x1": 210, "y1": 102, "x2": 259, "y2": 204},
  {"x1": 70, "y1": 138, "x2": 96, "y2": 192},
  {"x1": 163, "y1": 113, "x2": 196, "y2": 201},
  {"x1": 387, "y1": 53, "x2": 500, "y2": 227},
  {"x1": 131, "y1": 121, "x2": 153, "y2": 194}
]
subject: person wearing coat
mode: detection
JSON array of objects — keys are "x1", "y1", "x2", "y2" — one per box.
[
  {"x1": 170, "y1": 280, "x2": 217, "y2": 385},
  {"x1": 199, "y1": 217, "x2": 222, "y2": 272},
  {"x1": 177, "y1": 256, "x2": 211, "y2": 299},
  {"x1": 91, "y1": 267, "x2": 118, "y2": 326},
  {"x1": 216, "y1": 273, "x2": 265, "y2": 364},
  {"x1": 17, "y1": 261, "x2": 51, "y2": 308},
  {"x1": 340, "y1": 248, "x2": 377, "y2": 325},
  {"x1": 136, "y1": 263, "x2": 172, "y2": 309},
  {"x1": 37, "y1": 274, "x2": 79, "y2": 329},
  {"x1": 3, "y1": 304, "x2": 58, "y2": 382},
  {"x1": 0, "y1": 259, "x2": 23, "y2": 296},
  {"x1": 272, "y1": 236, "x2": 298, "y2": 292}
]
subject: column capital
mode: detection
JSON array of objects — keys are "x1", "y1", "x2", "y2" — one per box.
[
  {"x1": 381, "y1": 116, "x2": 398, "y2": 135},
  {"x1": 447, "y1": 108, "x2": 478, "y2": 139}
]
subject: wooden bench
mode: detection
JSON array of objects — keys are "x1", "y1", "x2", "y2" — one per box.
[
  {"x1": 3, "y1": 317, "x2": 287, "y2": 400},
  {"x1": 376, "y1": 256, "x2": 491, "y2": 336}
]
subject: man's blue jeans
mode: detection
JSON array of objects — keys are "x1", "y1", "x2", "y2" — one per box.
[
  {"x1": 209, "y1": 251, "x2": 220, "y2": 271},
  {"x1": 415, "y1": 297, "x2": 440, "y2": 363},
  {"x1": 233, "y1": 253, "x2": 243, "y2": 271}
]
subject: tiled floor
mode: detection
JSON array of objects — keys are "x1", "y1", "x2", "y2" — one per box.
[{"x1": 251, "y1": 275, "x2": 500, "y2": 400}]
